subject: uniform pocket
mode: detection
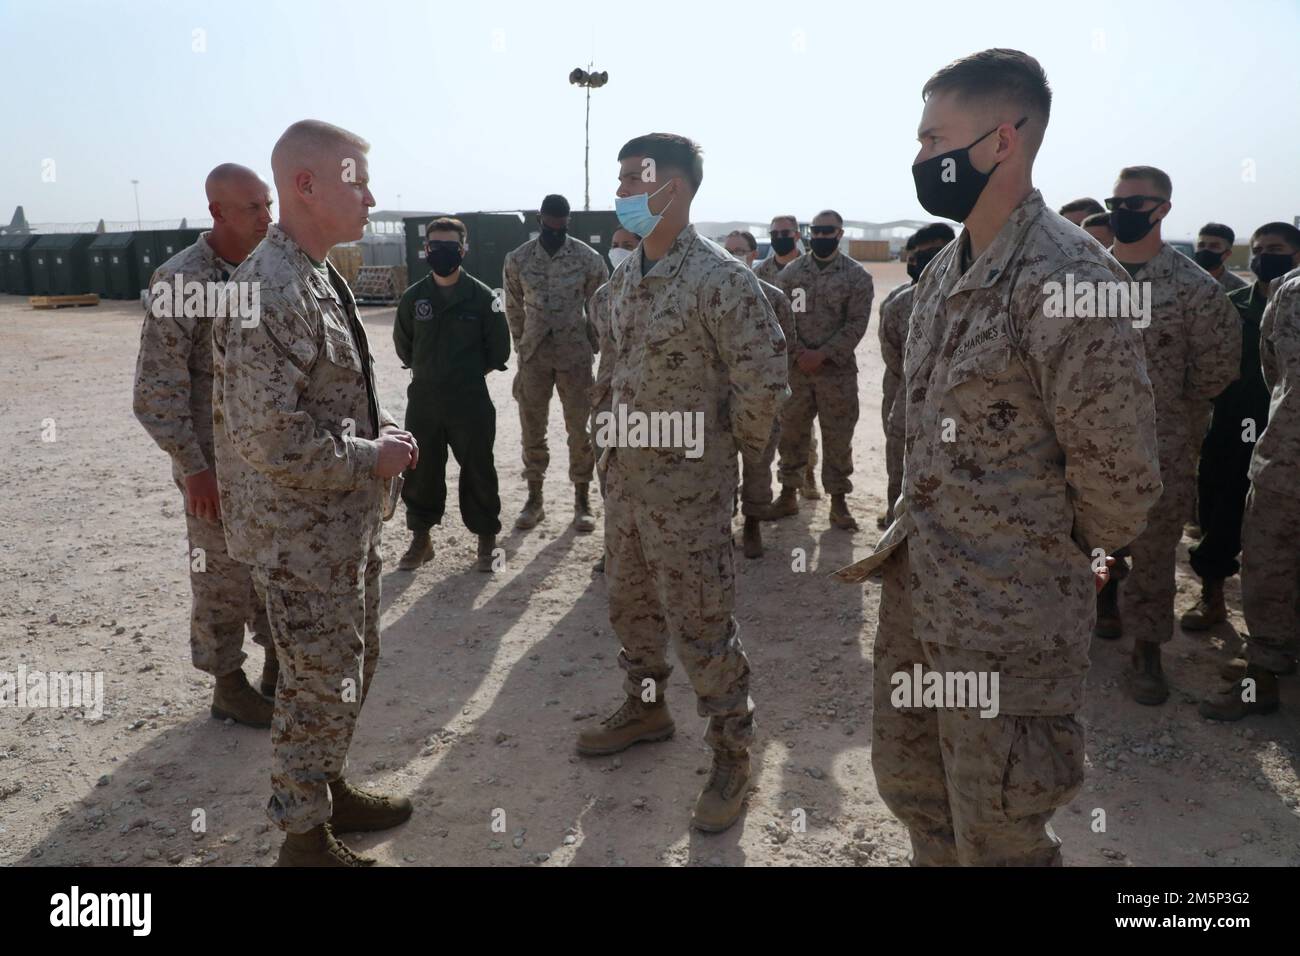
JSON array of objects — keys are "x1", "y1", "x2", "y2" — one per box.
[
  {"x1": 999, "y1": 715, "x2": 1086, "y2": 821},
  {"x1": 321, "y1": 330, "x2": 363, "y2": 372},
  {"x1": 947, "y1": 343, "x2": 1011, "y2": 387}
]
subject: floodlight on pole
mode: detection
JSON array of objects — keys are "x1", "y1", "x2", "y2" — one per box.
[
  {"x1": 130, "y1": 179, "x2": 142, "y2": 229},
  {"x1": 569, "y1": 65, "x2": 609, "y2": 212}
]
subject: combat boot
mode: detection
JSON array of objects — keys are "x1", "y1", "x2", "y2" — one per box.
[
  {"x1": 1198, "y1": 665, "x2": 1280, "y2": 721},
  {"x1": 211, "y1": 669, "x2": 273, "y2": 728},
  {"x1": 573, "y1": 483, "x2": 596, "y2": 533},
  {"x1": 592, "y1": 554, "x2": 606, "y2": 574},
  {"x1": 576, "y1": 695, "x2": 675, "y2": 756},
  {"x1": 1094, "y1": 577, "x2": 1122, "y2": 640},
  {"x1": 1180, "y1": 577, "x2": 1226, "y2": 631},
  {"x1": 259, "y1": 647, "x2": 279, "y2": 698},
  {"x1": 397, "y1": 530, "x2": 433, "y2": 571},
  {"x1": 829, "y1": 494, "x2": 859, "y2": 531},
  {"x1": 769, "y1": 486, "x2": 799, "y2": 519},
  {"x1": 476, "y1": 534, "x2": 496, "y2": 573},
  {"x1": 329, "y1": 778, "x2": 413, "y2": 833},
  {"x1": 1221, "y1": 654, "x2": 1296, "y2": 682},
  {"x1": 691, "y1": 750, "x2": 751, "y2": 833},
  {"x1": 801, "y1": 464, "x2": 821, "y2": 500},
  {"x1": 515, "y1": 481, "x2": 545, "y2": 530},
  {"x1": 274, "y1": 823, "x2": 376, "y2": 867},
  {"x1": 742, "y1": 516, "x2": 763, "y2": 559},
  {"x1": 1128, "y1": 639, "x2": 1168, "y2": 706}
]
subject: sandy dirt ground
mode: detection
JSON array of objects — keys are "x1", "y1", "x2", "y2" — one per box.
[{"x1": 1, "y1": 260, "x2": 1298, "y2": 867}]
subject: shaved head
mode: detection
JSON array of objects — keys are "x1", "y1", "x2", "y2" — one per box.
[
  {"x1": 205, "y1": 163, "x2": 265, "y2": 204},
  {"x1": 203, "y1": 163, "x2": 273, "y2": 263},
  {"x1": 269, "y1": 119, "x2": 375, "y2": 253},
  {"x1": 271, "y1": 119, "x2": 369, "y2": 191}
]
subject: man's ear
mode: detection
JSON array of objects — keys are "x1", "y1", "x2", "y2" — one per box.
[
  {"x1": 1153, "y1": 200, "x2": 1171, "y2": 223},
  {"x1": 294, "y1": 169, "x2": 314, "y2": 201}
]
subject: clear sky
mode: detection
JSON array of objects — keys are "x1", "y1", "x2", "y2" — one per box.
[{"x1": 3, "y1": 0, "x2": 1297, "y2": 239}]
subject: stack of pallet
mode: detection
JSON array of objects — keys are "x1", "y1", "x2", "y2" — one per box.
[{"x1": 352, "y1": 265, "x2": 408, "y2": 304}]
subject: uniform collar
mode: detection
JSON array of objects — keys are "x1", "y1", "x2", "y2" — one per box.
[
  {"x1": 629, "y1": 223, "x2": 698, "y2": 287},
  {"x1": 944, "y1": 189, "x2": 1046, "y2": 298},
  {"x1": 1124, "y1": 242, "x2": 1178, "y2": 280},
  {"x1": 532, "y1": 233, "x2": 576, "y2": 262},
  {"x1": 265, "y1": 223, "x2": 342, "y2": 302}
]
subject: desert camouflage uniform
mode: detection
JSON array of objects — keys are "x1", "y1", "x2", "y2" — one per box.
[
  {"x1": 603, "y1": 224, "x2": 787, "y2": 754},
  {"x1": 757, "y1": 252, "x2": 817, "y2": 475},
  {"x1": 1241, "y1": 274, "x2": 1300, "y2": 671},
  {"x1": 878, "y1": 281, "x2": 914, "y2": 522},
  {"x1": 503, "y1": 235, "x2": 608, "y2": 483},
  {"x1": 836, "y1": 191, "x2": 1162, "y2": 865},
  {"x1": 587, "y1": 278, "x2": 616, "y2": 496},
  {"x1": 132, "y1": 232, "x2": 271, "y2": 678},
  {"x1": 739, "y1": 278, "x2": 795, "y2": 516},
  {"x1": 775, "y1": 250, "x2": 874, "y2": 494},
  {"x1": 1218, "y1": 268, "x2": 1249, "y2": 292},
  {"x1": 212, "y1": 224, "x2": 398, "y2": 833},
  {"x1": 1121, "y1": 244, "x2": 1239, "y2": 643}
]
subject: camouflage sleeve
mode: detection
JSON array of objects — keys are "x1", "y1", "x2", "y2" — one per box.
[
  {"x1": 394, "y1": 290, "x2": 414, "y2": 368},
  {"x1": 823, "y1": 267, "x2": 874, "y2": 364},
  {"x1": 586, "y1": 252, "x2": 609, "y2": 315},
  {"x1": 878, "y1": 296, "x2": 905, "y2": 378},
  {"x1": 586, "y1": 286, "x2": 603, "y2": 353},
  {"x1": 708, "y1": 271, "x2": 790, "y2": 460},
  {"x1": 1022, "y1": 261, "x2": 1163, "y2": 555},
  {"x1": 484, "y1": 283, "x2": 511, "y2": 372},
  {"x1": 1187, "y1": 279, "x2": 1242, "y2": 401},
  {"x1": 774, "y1": 262, "x2": 807, "y2": 358},
  {"x1": 132, "y1": 281, "x2": 209, "y2": 477},
  {"x1": 221, "y1": 294, "x2": 379, "y2": 489},
  {"x1": 503, "y1": 253, "x2": 525, "y2": 347},
  {"x1": 1260, "y1": 289, "x2": 1283, "y2": 392},
  {"x1": 772, "y1": 292, "x2": 796, "y2": 351}
]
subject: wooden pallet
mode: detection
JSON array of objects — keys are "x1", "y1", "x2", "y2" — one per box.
[{"x1": 29, "y1": 294, "x2": 100, "y2": 310}]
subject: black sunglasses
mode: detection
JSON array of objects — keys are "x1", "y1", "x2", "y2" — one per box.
[
  {"x1": 809, "y1": 225, "x2": 839, "y2": 236},
  {"x1": 1104, "y1": 195, "x2": 1167, "y2": 212},
  {"x1": 769, "y1": 229, "x2": 797, "y2": 238}
]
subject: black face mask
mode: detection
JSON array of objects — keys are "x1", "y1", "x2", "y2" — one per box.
[
  {"x1": 1110, "y1": 206, "x2": 1163, "y2": 244},
  {"x1": 907, "y1": 247, "x2": 941, "y2": 282},
  {"x1": 1193, "y1": 248, "x2": 1224, "y2": 271},
  {"x1": 539, "y1": 225, "x2": 567, "y2": 253},
  {"x1": 810, "y1": 237, "x2": 839, "y2": 258},
  {"x1": 426, "y1": 241, "x2": 463, "y2": 277},
  {"x1": 912, "y1": 117, "x2": 1026, "y2": 223},
  {"x1": 770, "y1": 235, "x2": 797, "y2": 257},
  {"x1": 1250, "y1": 252, "x2": 1294, "y2": 284}
]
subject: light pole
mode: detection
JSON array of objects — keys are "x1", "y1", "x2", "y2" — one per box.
[
  {"x1": 130, "y1": 179, "x2": 141, "y2": 229},
  {"x1": 568, "y1": 65, "x2": 608, "y2": 211}
]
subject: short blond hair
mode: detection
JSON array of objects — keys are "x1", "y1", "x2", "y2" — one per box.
[{"x1": 271, "y1": 119, "x2": 369, "y2": 180}]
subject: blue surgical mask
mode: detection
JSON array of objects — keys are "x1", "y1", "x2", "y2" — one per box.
[{"x1": 615, "y1": 180, "x2": 673, "y2": 236}]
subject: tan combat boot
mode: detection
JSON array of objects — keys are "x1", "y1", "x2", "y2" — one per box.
[
  {"x1": 1221, "y1": 655, "x2": 1295, "y2": 681},
  {"x1": 397, "y1": 530, "x2": 433, "y2": 571},
  {"x1": 476, "y1": 534, "x2": 496, "y2": 573},
  {"x1": 515, "y1": 481, "x2": 545, "y2": 530},
  {"x1": 573, "y1": 483, "x2": 596, "y2": 533},
  {"x1": 691, "y1": 750, "x2": 752, "y2": 833},
  {"x1": 1199, "y1": 666, "x2": 1280, "y2": 721},
  {"x1": 742, "y1": 516, "x2": 763, "y2": 559},
  {"x1": 274, "y1": 823, "x2": 376, "y2": 867},
  {"x1": 801, "y1": 464, "x2": 821, "y2": 500},
  {"x1": 259, "y1": 647, "x2": 279, "y2": 698},
  {"x1": 576, "y1": 696, "x2": 675, "y2": 756},
  {"x1": 1094, "y1": 578, "x2": 1122, "y2": 640},
  {"x1": 769, "y1": 485, "x2": 799, "y2": 519},
  {"x1": 829, "y1": 493, "x2": 859, "y2": 531},
  {"x1": 329, "y1": 778, "x2": 413, "y2": 833},
  {"x1": 1128, "y1": 639, "x2": 1168, "y2": 706},
  {"x1": 1180, "y1": 578, "x2": 1226, "y2": 631},
  {"x1": 211, "y1": 669, "x2": 273, "y2": 728}
]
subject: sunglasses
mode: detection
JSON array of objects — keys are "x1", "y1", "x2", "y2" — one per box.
[
  {"x1": 769, "y1": 229, "x2": 798, "y2": 238},
  {"x1": 809, "y1": 225, "x2": 839, "y2": 236},
  {"x1": 1104, "y1": 195, "x2": 1167, "y2": 212}
]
